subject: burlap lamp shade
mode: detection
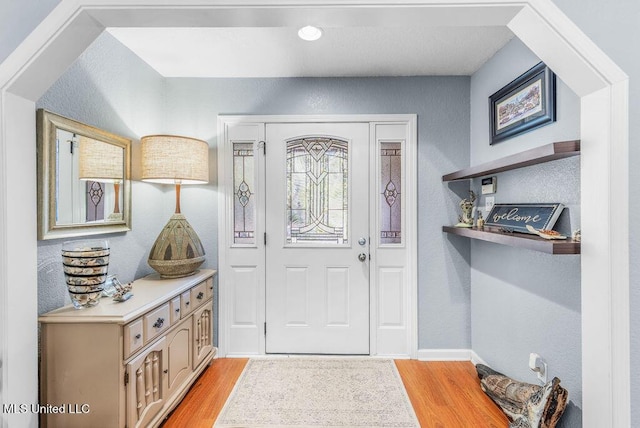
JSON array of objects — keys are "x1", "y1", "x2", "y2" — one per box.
[
  {"x1": 79, "y1": 135, "x2": 125, "y2": 219},
  {"x1": 79, "y1": 136, "x2": 124, "y2": 182}
]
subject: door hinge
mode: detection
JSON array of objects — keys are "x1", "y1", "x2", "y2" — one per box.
[
  {"x1": 264, "y1": 322, "x2": 267, "y2": 336},
  {"x1": 258, "y1": 140, "x2": 266, "y2": 155},
  {"x1": 124, "y1": 371, "x2": 129, "y2": 385},
  {"x1": 69, "y1": 134, "x2": 77, "y2": 154},
  {"x1": 264, "y1": 232, "x2": 267, "y2": 245}
]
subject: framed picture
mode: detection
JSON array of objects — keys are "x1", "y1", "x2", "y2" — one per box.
[{"x1": 489, "y1": 62, "x2": 556, "y2": 145}]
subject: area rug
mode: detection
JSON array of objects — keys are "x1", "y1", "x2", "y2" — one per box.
[{"x1": 214, "y1": 358, "x2": 420, "y2": 428}]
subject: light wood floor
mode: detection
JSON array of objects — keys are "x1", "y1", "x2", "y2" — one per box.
[{"x1": 161, "y1": 358, "x2": 508, "y2": 428}]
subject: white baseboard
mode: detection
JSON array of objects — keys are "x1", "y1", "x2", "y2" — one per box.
[
  {"x1": 416, "y1": 349, "x2": 488, "y2": 366},
  {"x1": 226, "y1": 349, "x2": 489, "y2": 364},
  {"x1": 417, "y1": 349, "x2": 472, "y2": 361}
]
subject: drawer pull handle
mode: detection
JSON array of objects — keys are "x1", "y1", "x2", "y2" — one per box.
[
  {"x1": 163, "y1": 369, "x2": 168, "y2": 374},
  {"x1": 153, "y1": 318, "x2": 165, "y2": 329},
  {"x1": 175, "y1": 308, "x2": 180, "y2": 313},
  {"x1": 185, "y1": 301, "x2": 190, "y2": 306},
  {"x1": 134, "y1": 334, "x2": 141, "y2": 340},
  {"x1": 197, "y1": 292, "x2": 204, "y2": 300}
]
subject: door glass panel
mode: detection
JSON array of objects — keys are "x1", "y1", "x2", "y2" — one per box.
[
  {"x1": 380, "y1": 142, "x2": 402, "y2": 244},
  {"x1": 233, "y1": 142, "x2": 255, "y2": 245},
  {"x1": 86, "y1": 181, "x2": 105, "y2": 222},
  {"x1": 286, "y1": 137, "x2": 348, "y2": 245}
]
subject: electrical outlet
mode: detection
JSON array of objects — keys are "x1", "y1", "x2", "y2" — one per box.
[
  {"x1": 529, "y1": 353, "x2": 548, "y2": 384},
  {"x1": 485, "y1": 196, "x2": 495, "y2": 212}
]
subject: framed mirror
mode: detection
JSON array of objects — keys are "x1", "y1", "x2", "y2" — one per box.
[{"x1": 37, "y1": 109, "x2": 132, "y2": 240}]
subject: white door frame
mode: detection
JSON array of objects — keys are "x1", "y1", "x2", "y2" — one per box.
[
  {"x1": 218, "y1": 114, "x2": 418, "y2": 358},
  {"x1": 0, "y1": 2, "x2": 629, "y2": 427}
]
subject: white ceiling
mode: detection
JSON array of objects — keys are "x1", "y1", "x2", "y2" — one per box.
[{"x1": 107, "y1": 26, "x2": 514, "y2": 78}]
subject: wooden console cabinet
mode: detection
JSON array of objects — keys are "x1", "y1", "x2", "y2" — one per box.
[{"x1": 39, "y1": 269, "x2": 216, "y2": 428}]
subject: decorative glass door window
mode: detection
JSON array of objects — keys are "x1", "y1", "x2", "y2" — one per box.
[
  {"x1": 286, "y1": 137, "x2": 349, "y2": 245},
  {"x1": 86, "y1": 181, "x2": 105, "y2": 222},
  {"x1": 380, "y1": 142, "x2": 402, "y2": 244},
  {"x1": 233, "y1": 142, "x2": 255, "y2": 245}
]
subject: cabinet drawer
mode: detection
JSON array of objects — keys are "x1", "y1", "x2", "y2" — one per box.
[
  {"x1": 170, "y1": 296, "x2": 181, "y2": 324},
  {"x1": 191, "y1": 281, "x2": 208, "y2": 310},
  {"x1": 180, "y1": 290, "x2": 193, "y2": 316},
  {"x1": 144, "y1": 303, "x2": 170, "y2": 342},
  {"x1": 124, "y1": 318, "x2": 144, "y2": 358},
  {"x1": 205, "y1": 277, "x2": 214, "y2": 300}
]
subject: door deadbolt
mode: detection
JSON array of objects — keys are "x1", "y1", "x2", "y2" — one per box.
[{"x1": 358, "y1": 237, "x2": 367, "y2": 246}]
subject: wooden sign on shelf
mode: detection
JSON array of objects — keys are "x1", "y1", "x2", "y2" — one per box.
[{"x1": 485, "y1": 203, "x2": 564, "y2": 234}]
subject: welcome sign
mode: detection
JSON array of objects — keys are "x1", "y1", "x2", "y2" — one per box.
[{"x1": 485, "y1": 203, "x2": 564, "y2": 233}]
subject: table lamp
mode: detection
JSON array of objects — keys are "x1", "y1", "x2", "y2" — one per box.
[
  {"x1": 141, "y1": 135, "x2": 209, "y2": 278},
  {"x1": 78, "y1": 135, "x2": 124, "y2": 221}
]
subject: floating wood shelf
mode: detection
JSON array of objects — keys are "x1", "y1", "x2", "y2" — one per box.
[
  {"x1": 443, "y1": 226, "x2": 581, "y2": 255},
  {"x1": 442, "y1": 140, "x2": 580, "y2": 181}
]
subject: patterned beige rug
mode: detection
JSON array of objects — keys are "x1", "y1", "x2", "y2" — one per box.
[{"x1": 214, "y1": 358, "x2": 420, "y2": 428}]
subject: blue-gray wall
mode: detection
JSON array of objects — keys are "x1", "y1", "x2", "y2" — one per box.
[
  {"x1": 163, "y1": 76, "x2": 473, "y2": 350},
  {"x1": 36, "y1": 32, "x2": 166, "y2": 314},
  {"x1": 36, "y1": 32, "x2": 474, "y2": 351},
  {"x1": 469, "y1": 38, "x2": 582, "y2": 427}
]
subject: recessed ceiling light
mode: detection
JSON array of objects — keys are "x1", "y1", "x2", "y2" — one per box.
[{"x1": 298, "y1": 25, "x2": 323, "y2": 41}]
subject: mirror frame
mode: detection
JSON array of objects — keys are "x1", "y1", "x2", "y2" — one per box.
[{"x1": 37, "y1": 109, "x2": 132, "y2": 240}]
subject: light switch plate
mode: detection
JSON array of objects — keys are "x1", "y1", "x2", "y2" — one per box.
[{"x1": 485, "y1": 196, "x2": 495, "y2": 212}]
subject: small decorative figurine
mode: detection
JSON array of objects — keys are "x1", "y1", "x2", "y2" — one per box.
[
  {"x1": 455, "y1": 190, "x2": 476, "y2": 228},
  {"x1": 476, "y1": 211, "x2": 485, "y2": 229},
  {"x1": 572, "y1": 229, "x2": 581, "y2": 242},
  {"x1": 111, "y1": 277, "x2": 133, "y2": 302}
]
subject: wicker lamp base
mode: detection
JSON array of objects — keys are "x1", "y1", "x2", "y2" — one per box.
[{"x1": 148, "y1": 213, "x2": 205, "y2": 278}]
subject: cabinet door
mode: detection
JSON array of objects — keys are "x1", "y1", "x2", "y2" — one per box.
[
  {"x1": 126, "y1": 337, "x2": 166, "y2": 428},
  {"x1": 193, "y1": 303, "x2": 213, "y2": 368},
  {"x1": 166, "y1": 318, "x2": 192, "y2": 397}
]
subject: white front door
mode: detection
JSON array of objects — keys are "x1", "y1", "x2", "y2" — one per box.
[
  {"x1": 219, "y1": 115, "x2": 416, "y2": 358},
  {"x1": 265, "y1": 122, "x2": 370, "y2": 354}
]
